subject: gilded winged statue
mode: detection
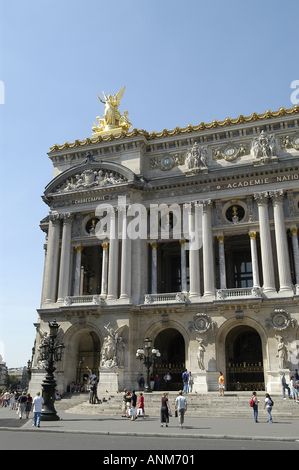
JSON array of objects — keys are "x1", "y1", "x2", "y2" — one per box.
[
  {"x1": 98, "y1": 86, "x2": 126, "y2": 127},
  {"x1": 92, "y1": 86, "x2": 132, "y2": 136}
]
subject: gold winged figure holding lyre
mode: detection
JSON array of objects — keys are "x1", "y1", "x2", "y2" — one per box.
[{"x1": 92, "y1": 86, "x2": 132, "y2": 136}]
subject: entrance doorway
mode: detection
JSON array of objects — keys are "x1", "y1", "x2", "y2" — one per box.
[
  {"x1": 225, "y1": 326, "x2": 265, "y2": 391},
  {"x1": 153, "y1": 328, "x2": 185, "y2": 391},
  {"x1": 76, "y1": 331, "x2": 101, "y2": 383}
]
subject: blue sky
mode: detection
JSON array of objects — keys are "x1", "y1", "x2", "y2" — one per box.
[{"x1": 0, "y1": 0, "x2": 298, "y2": 367}]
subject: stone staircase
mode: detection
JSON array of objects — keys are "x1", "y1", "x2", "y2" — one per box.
[{"x1": 56, "y1": 391, "x2": 299, "y2": 420}]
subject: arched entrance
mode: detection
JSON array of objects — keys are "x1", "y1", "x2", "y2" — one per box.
[
  {"x1": 63, "y1": 326, "x2": 101, "y2": 390},
  {"x1": 76, "y1": 331, "x2": 101, "y2": 382},
  {"x1": 153, "y1": 328, "x2": 185, "y2": 391},
  {"x1": 225, "y1": 326, "x2": 265, "y2": 391}
]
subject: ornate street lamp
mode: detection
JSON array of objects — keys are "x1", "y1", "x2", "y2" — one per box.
[
  {"x1": 136, "y1": 337, "x2": 161, "y2": 393},
  {"x1": 39, "y1": 320, "x2": 65, "y2": 421}
]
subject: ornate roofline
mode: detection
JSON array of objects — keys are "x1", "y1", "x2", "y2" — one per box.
[{"x1": 49, "y1": 105, "x2": 299, "y2": 153}]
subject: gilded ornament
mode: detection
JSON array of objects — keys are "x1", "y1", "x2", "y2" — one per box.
[{"x1": 92, "y1": 86, "x2": 132, "y2": 137}]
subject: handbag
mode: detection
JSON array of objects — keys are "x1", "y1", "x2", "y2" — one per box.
[
  {"x1": 175, "y1": 410, "x2": 178, "y2": 418},
  {"x1": 129, "y1": 408, "x2": 136, "y2": 416},
  {"x1": 168, "y1": 410, "x2": 172, "y2": 417},
  {"x1": 137, "y1": 408, "x2": 144, "y2": 416}
]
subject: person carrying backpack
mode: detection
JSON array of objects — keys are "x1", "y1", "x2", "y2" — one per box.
[
  {"x1": 264, "y1": 393, "x2": 274, "y2": 423},
  {"x1": 182, "y1": 369, "x2": 189, "y2": 393}
]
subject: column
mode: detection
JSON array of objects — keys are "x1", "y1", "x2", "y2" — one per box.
[
  {"x1": 254, "y1": 192, "x2": 276, "y2": 293},
  {"x1": 107, "y1": 208, "x2": 119, "y2": 300},
  {"x1": 248, "y1": 232, "x2": 260, "y2": 288},
  {"x1": 290, "y1": 227, "x2": 299, "y2": 284},
  {"x1": 44, "y1": 214, "x2": 61, "y2": 303},
  {"x1": 120, "y1": 206, "x2": 132, "y2": 300},
  {"x1": 185, "y1": 203, "x2": 200, "y2": 297},
  {"x1": 101, "y1": 242, "x2": 109, "y2": 297},
  {"x1": 74, "y1": 246, "x2": 84, "y2": 296},
  {"x1": 179, "y1": 239, "x2": 187, "y2": 293},
  {"x1": 150, "y1": 242, "x2": 158, "y2": 294},
  {"x1": 202, "y1": 200, "x2": 215, "y2": 297},
  {"x1": 57, "y1": 213, "x2": 73, "y2": 302},
  {"x1": 217, "y1": 235, "x2": 226, "y2": 289},
  {"x1": 269, "y1": 190, "x2": 293, "y2": 292}
]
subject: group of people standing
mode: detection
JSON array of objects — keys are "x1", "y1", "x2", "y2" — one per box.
[
  {"x1": 1, "y1": 389, "x2": 44, "y2": 427},
  {"x1": 122, "y1": 389, "x2": 145, "y2": 420}
]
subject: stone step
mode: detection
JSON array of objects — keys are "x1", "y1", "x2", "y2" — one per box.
[{"x1": 58, "y1": 392, "x2": 299, "y2": 419}]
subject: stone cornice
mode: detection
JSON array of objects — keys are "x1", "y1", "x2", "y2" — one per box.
[{"x1": 48, "y1": 105, "x2": 299, "y2": 155}]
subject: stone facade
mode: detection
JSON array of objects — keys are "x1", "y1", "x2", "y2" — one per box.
[{"x1": 29, "y1": 106, "x2": 299, "y2": 395}]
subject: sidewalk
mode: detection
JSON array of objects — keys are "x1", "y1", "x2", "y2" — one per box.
[{"x1": 1, "y1": 407, "x2": 298, "y2": 442}]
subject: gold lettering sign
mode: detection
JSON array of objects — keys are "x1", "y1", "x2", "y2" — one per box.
[{"x1": 211, "y1": 173, "x2": 299, "y2": 191}]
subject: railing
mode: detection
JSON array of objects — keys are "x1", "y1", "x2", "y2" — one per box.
[
  {"x1": 216, "y1": 287, "x2": 261, "y2": 300},
  {"x1": 64, "y1": 295, "x2": 102, "y2": 306},
  {"x1": 144, "y1": 293, "x2": 186, "y2": 304}
]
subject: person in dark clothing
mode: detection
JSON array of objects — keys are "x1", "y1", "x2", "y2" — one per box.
[{"x1": 131, "y1": 390, "x2": 137, "y2": 421}]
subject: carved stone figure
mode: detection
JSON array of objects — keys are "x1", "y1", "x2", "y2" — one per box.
[
  {"x1": 101, "y1": 323, "x2": 127, "y2": 369},
  {"x1": 196, "y1": 337, "x2": 206, "y2": 370},
  {"x1": 186, "y1": 143, "x2": 208, "y2": 171},
  {"x1": 275, "y1": 335, "x2": 288, "y2": 370},
  {"x1": 251, "y1": 131, "x2": 277, "y2": 162}
]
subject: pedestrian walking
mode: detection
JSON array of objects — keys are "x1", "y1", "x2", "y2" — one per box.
[
  {"x1": 18, "y1": 391, "x2": 27, "y2": 419},
  {"x1": 264, "y1": 393, "x2": 273, "y2": 423},
  {"x1": 250, "y1": 391, "x2": 260, "y2": 423},
  {"x1": 175, "y1": 390, "x2": 187, "y2": 428},
  {"x1": 32, "y1": 392, "x2": 44, "y2": 428},
  {"x1": 4, "y1": 390, "x2": 10, "y2": 408},
  {"x1": 218, "y1": 372, "x2": 225, "y2": 396},
  {"x1": 160, "y1": 392, "x2": 170, "y2": 427},
  {"x1": 25, "y1": 393, "x2": 33, "y2": 419}
]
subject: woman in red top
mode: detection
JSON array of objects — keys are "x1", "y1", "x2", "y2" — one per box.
[{"x1": 138, "y1": 392, "x2": 146, "y2": 419}]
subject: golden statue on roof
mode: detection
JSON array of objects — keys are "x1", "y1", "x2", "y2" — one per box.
[{"x1": 92, "y1": 86, "x2": 132, "y2": 136}]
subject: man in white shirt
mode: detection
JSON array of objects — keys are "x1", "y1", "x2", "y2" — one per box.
[
  {"x1": 32, "y1": 392, "x2": 44, "y2": 428},
  {"x1": 175, "y1": 390, "x2": 187, "y2": 428}
]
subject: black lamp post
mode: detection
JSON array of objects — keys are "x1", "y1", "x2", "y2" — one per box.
[
  {"x1": 136, "y1": 337, "x2": 161, "y2": 393},
  {"x1": 39, "y1": 320, "x2": 64, "y2": 421}
]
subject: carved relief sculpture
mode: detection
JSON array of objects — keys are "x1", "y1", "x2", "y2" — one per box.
[
  {"x1": 101, "y1": 323, "x2": 127, "y2": 369},
  {"x1": 185, "y1": 143, "x2": 208, "y2": 173},
  {"x1": 251, "y1": 131, "x2": 277, "y2": 164}
]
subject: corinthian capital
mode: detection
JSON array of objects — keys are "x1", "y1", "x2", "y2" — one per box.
[
  {"x1": 269, "y1": 189, "x2": 284, "y2": 204},
  {"x1": 254, "y1": 191, "x2": 269, "y2": 205}
]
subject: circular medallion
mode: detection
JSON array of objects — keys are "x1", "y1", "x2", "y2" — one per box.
[{"x1": 161, "y1": 156, "x2": 174, "y2": 171}]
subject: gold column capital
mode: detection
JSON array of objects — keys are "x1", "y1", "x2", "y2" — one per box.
[
  {"x1": 290, "y1": 227, "x2": 298, "y2": 236},
  {"x1": 101, "y1": 242, "x2": 109, "y2": 251},
  {"x1": 217, "y1": 235, "x2": 225, "y2": 243},
  {"x1": 248, "y1": 231, "x2": 257, "y2": 240},
  {"x1": 150, "y1": 242, "x2": 158, "y2": 250}
]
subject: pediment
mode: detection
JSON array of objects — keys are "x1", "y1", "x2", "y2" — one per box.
[{"x1": 44, "y1": 158, "x2": 137, "y2": 197}]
